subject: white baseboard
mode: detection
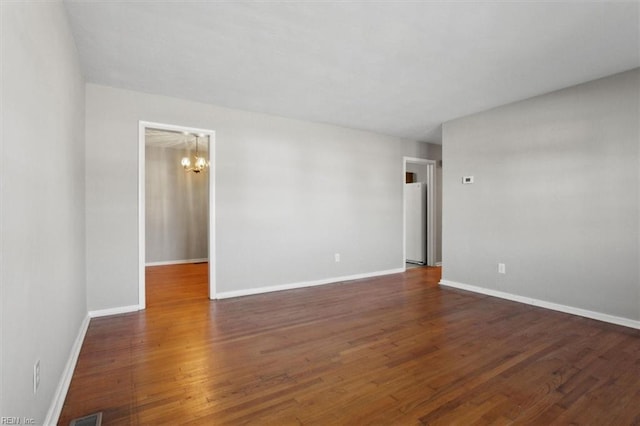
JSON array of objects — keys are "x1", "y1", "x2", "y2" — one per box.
[
  {"x1": 439, "y1": 279, "x2": 640, "y2": 330},
  {"x1": 44, "y1": 305, "x2": 142, "y2": 424},
  {"x1": 216, "y1": 268, "x2": 405, "y2": 299},
  {"x1": 44, "y1": 314, "x2": 91, "y2": 425},
  {"x1": 435, "y1": 262, "x2": 443, "y2": 267},
  {"x1": 145, "y1": 258, "x2": 208, "y2": 267},
  {"x1": 89, "y1": 304, "x2": 141, "y2": 318}
]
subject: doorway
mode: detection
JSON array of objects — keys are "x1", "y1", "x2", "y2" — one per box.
[
  {"x1": 403, "y1": 157, "x2": 436, "y2": 268},
  {"x1": 138, "y1": 121, "x2": 216, "y2": 309}
]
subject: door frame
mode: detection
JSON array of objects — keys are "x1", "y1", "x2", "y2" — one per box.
[
  {"x1": 402, "y1": 157, "x2": 436, "y2": 267},
  {"x1": 138, "y1": 120, "x2": 216, "y2": 308}
]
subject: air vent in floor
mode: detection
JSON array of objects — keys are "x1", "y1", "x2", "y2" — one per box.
[{"x1": 69, "y1": 412, "x2": 102, "y2": 426}]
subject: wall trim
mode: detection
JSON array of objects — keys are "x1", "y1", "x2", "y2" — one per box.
[
  {"x1": 145, "y1": 258, "x2": 208, "y2": 267},
  {"x1": 439, "y1": 279, "x2": 640, "y2": 330},
  {"x1": 435, "y1": 262, "x2": 443, "y2": 267},
  {"x1": 44, "y1": 314, "x2": 91, "y2": 425},
  {"x1": 217, "y1": 268, "x2": 405, "y2": 299},
  {"x1": 88, "y1": 304, "x2": 141, "y2": 318}
]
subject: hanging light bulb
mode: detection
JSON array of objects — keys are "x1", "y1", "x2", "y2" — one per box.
[
  {"x1": 181, "y1": 135, "x2": 209, "y2": 173},
  {"x1": 194, "y1": 156, "x2": 207, "y2": 169}
]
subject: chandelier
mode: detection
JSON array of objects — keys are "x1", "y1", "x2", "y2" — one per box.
[{"x1": 180, "y1": 135, "x2": 209, "y2": 173}]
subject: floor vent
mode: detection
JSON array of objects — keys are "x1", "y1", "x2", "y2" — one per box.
[{"x1": 69, "y1": 412, "x2": 102, "y2": 426}]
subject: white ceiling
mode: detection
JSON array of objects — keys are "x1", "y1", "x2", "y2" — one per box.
[
  {"x1": 145, "y1": 128, "x2": 209, "y2": 152},
  {"x1": 64, "y1": 1, "x2": 639, "y2": 144}
]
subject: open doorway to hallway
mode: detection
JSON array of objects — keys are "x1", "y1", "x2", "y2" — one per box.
[
  {"x1": 403, "y1": 157, "x2": 436, "y2": 269},
  {"x1": 138, "y1": 122, "x2": 216, "y2": 308}
]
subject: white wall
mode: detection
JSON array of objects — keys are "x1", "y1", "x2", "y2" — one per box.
[
  {"x1": 442, "y1": 69, "x2": 639, "y2": 322},
  {"x1": 145, "y1": 145, "x2": 209, "y2": 264},
  {"x1": 1, "y1": 2, "x2": 86, "y2": 422},
  {"x1": 406, "y1": 162, "x2": 427, "y2": 182},
  {"x1": 85, "y1": 84, "x2": 434, "y2": 310}
]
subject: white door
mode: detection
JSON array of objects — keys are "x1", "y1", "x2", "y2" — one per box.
[{"x1": 405, "y1": 182, "x2": 426, "y2": 264}]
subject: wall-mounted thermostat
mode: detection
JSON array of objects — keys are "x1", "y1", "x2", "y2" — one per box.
[{"x1": 462, "y1": 176, "x2": 474, "y2": 184}]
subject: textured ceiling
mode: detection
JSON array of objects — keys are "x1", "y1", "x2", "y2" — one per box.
[
  {"x1": 146, "y1": 128, "x2": 209, "y2": 152},
  {"x1": 64, "y1": 1, "x2": 639, "y2": 143}
]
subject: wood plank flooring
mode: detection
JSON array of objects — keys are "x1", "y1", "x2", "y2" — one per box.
[{"x1": 59, "y1": 265, "x2": 640, "y2": 425}]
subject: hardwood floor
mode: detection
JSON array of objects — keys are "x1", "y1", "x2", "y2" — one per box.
[{"x1": 59, "y1": 265, "x2": 640, "y2": 425}]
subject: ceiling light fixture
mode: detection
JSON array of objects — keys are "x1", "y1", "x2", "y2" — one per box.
[{"x1": 180, "y1": 135, "x2": 209, "y2": 173}]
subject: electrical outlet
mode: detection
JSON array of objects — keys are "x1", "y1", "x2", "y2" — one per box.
[
  {"x1": 334, "y1": 253, "x2": 341, "y2": 262},
  {"x1": 33, "y1": 360, "x2": 40, "y2": 394},
  {"x1": 498, "y1": 263, "x2": 506, "y2": 274}
]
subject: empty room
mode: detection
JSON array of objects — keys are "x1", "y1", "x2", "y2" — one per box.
[{"x1": 1, "y1": 1, "x2": 638, "y2": 425}]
